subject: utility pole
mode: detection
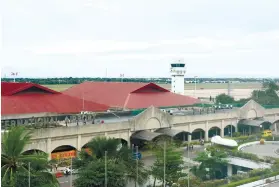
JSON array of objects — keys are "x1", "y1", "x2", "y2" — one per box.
[
  {"x1": 70, "y1": 157, "x2": 72, "y2": 187},
  {"x1": 28, "y1": 162, "x2": 31, "y2": 187},
  {"x1": 136, "y1": 146, "x2": 139, "y2": 187},
  {"x1": 163, "y1": 141, "x2": 166, "y2": 187},
  {"x1": 105, "y1": 151, "x2": 108, "y2": 187},
  {"x1": 187, "y1": 134, "x2": 191, "y2": 187}
]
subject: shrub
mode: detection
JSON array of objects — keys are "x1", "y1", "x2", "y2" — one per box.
[
  {"x1": 200, "y1": 179, "x2": 228, "y2": 187},
  {"x1": 248, "y1": 168, "x2": 271, "y2": 177},
  {"x1": 232, "y1": 132, "x2": 241, "y2": 137},
  {"x1": 220, "y1": 171, "x2": 279, "y2": 187},
  {"x1": 230, "y1": 151, "x2": 260, "y2": 162},
  {"x1": 229, "y1": 174, "x2": 247, "y2": 182},
  {"x1": 219, "y1": 176, "x2": 260, "y2": 187}
]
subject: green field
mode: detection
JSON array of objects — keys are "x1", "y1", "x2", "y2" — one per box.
[
  {"x1": 44, "y1": 82, "x2": 262, "y2": 92},
  {"x1": 44, "y1": 84, "x2": 75, "y2": 91}
]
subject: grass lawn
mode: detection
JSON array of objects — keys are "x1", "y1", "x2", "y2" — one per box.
[
  {"x1": 43, "y1": 84, "x2": 75, "y2": 91},
  {"x1": 159, "y1": 82, "x2": 262, "y2": 90},
  {"x1": 43, "y1": 82, "x2": 262, "y2": 92}
]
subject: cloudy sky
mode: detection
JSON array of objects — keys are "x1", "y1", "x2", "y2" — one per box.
[{"x1": 1, "y1": 0, "x2": 279, "y2": 78}]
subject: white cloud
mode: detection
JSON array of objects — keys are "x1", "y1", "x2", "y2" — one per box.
[{"x1": 2, "y1": 0, "x2": 279, "y2": 77}]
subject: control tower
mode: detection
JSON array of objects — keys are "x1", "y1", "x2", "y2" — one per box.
[{"x1": 170, "y1": 60, "x2": 186, "y2": 95}]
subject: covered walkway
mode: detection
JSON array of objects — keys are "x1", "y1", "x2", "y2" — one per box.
[
  {"x1": 155, "y1": 128, "x2": 188, "y2": 141},
  {"x1": 238, "y1": 119, "x2": 272, "y2": 135}
]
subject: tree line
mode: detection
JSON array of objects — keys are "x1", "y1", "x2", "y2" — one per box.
[
  {"x1": 2, "y1": 77, "x2": 277, "y2": 85},
  {"x1": 216, "y1": 81, "x2": 279, "y2": 106}
]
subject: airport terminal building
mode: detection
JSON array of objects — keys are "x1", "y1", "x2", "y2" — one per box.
[{"x1": 1, "y1": 81, "x2": 200, "y2": 128}]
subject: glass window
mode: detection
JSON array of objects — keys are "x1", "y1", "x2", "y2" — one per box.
[{"x1": 171, "y1": 64, "x2": 185, "y2": 67}]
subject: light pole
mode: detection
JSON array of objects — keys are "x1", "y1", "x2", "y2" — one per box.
[
  {"x1": 231, "y1": 118, "x2": 233, "y2": 138},
  {"x1": 28, "y1": 162, "x2": 31, "y2": 187},
  {"x1": 70, "y1": 157, "x2": 72, "y2": 187},
  {"x1": 136, "y1": 146, "x2": 139, "y2": 187},
  {"x1": 187, "y1": 133, "x2": 191, "y2": 187},
  {"x1": 194, "y1": 76, "x2": 198, "y2": 97},
  {"x1": 105, "y1": 151, "x2": 108, "y2": 187},
  {"x1": 163, "y1": 141, "x2": 166, "y2": 187}
]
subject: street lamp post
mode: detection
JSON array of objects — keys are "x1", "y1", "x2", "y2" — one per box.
[
  {"x1": 28, "y1": 162, "x2": 31, "y2": 187},
  {"x1": 70, "y1": 157, "x2": 73, "y2": 187},
  {"x1": 187, "y1": 134, "x2": 191, "y2": 187},
  {"x1": 136, "y1": 146, "x2": 139, "y2": 187},
  {"x1": 163, "y1": 141, "x2": 166, "y2": 187},
  {"x1": 105, "y1": 151, "x2": 108, "y2": 187}
]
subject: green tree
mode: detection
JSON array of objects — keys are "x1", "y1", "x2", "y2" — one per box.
[
  {"x1": 74, "y1": 159, "x2": 126, "y2": 187},
  {"x1": 250, "y1": 81, "x2": 279, "y2": 105},
  {"x1": 150, "y1": 142, "x2": 186, "y2": 186},
  {"x1": 192, "y1": 147, "x2": 228, "y2": 180},
  {"x1": 263, "y1": 81, "x2": 279, "y2": 91},
  {"x1": 1, "y1": 126, "x2": 59, "y2": 187},
  {"x1": 215, "y1": 93, "x2": 235, "y2": 104},
  {"x1": 73, "y1": 137, "x2": 148, "y2": 187}
]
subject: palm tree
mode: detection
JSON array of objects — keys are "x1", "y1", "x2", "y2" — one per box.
[
  {"x1": 1, "y1": 126, "x2": 59, "y2": 187},
  {"x1": 73, "y1": 137, "x2": 148, "y2": 186}
]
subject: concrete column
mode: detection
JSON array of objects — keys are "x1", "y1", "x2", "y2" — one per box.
[
  {"x1": 227, "y1": 164, "x2": 233, "y2": 177},
  {"x1": 127, "y1": 130, "x2": 131, "y2": 147},
  {"x1": 221, "y1": 120, "x2": 224, "y2": 137},
  {"x1": 188, "y1": 133, "x2": 192, "y2": 142},
  {"x1": 235, "y1": 119, "x2": 238, "y2": 132},
  {"x1": 188, "y1": 123, "x2": 192, "y2": 142},
  {"x1": 274, "y1": 122, "x2": 278, "y2": 133},
  {"x1": 77, "y1": 135, "x2": 82, "y2": 151},
  {"x1": 47, "y1": 138, "x2": 52, "y2": 160},
  {"x1": 205, "y1": 121, "x2": 209, "y2": 141}
]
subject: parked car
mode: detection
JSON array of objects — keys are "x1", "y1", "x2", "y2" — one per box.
[{"x1": 63, "y1": 168, "x2": 77, "y2": 175}]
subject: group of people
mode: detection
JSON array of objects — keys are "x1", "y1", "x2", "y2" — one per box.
[{"x1": 199, "y1": 138, "x2": 205, "y2": 145}]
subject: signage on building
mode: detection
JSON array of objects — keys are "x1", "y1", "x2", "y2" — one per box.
[
  {"x1": 51, "y1": 150, "x2": 76, "y2": 160},
  {"x1": 51, "y1": 148, "x2": 92, "y2": 160},
  {"x1": 1, "y1": 114, "x2": 97, "y2": 129}
]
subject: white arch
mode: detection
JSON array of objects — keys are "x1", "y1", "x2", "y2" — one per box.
[
  {"x1": 22, "y1": 149, "x2": 47, "y2": 154},
  {"x1": 51, "y1": 145, "x2": 77, "y2": 152},
  {"x1": 247, "y1": 109, "x2": 258, "y2": 119},
  {"x1": 191, "y1": 127, "x2": 206, "y2": 133},
  {"x1": 208, "y1": 126, "x2": 221, "y2": 131},
  {"x1": 143, "y1": 117, "x2": 162, "y2": 130}
]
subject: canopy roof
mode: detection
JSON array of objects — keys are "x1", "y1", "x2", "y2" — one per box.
[
  {"x1": 131, "y1": 130, "x2": 167, "y2": 141},
  {"x1": 155, "y1": 128, "x2": 186, "y2": 137},
  {"x1": 239, "y1": 119, "x2": 272, "y2": 127},
  {"x1": 211, "y1": 136, "x2": 238, "y2": 147}
]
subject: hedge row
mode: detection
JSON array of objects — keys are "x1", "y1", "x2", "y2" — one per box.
[{"x1": 220, "y1": 171, "x2": 279, "y2": 187}]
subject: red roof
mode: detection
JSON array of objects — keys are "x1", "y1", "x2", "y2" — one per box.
[
  {"x1": 63, "y1": 82, "x2": 200, "y2": 109},
  {"x1": 1, "y1": 82, "x2": 109, "y2": 115},
  {"x1": 1, "y1": 82, "x2": 59, "y2": 96}
]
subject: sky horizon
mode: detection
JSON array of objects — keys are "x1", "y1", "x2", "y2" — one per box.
[{"x1": 1, "y1": 0, "x2": 279, "y2": 78}]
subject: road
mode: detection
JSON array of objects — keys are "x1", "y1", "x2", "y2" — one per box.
[
  {"x1": 269, "y1": 181, "x2": 279, "y2": 187},
  {"x1": 57, "y1": 145, "x2": 205, "y2": 186}
]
